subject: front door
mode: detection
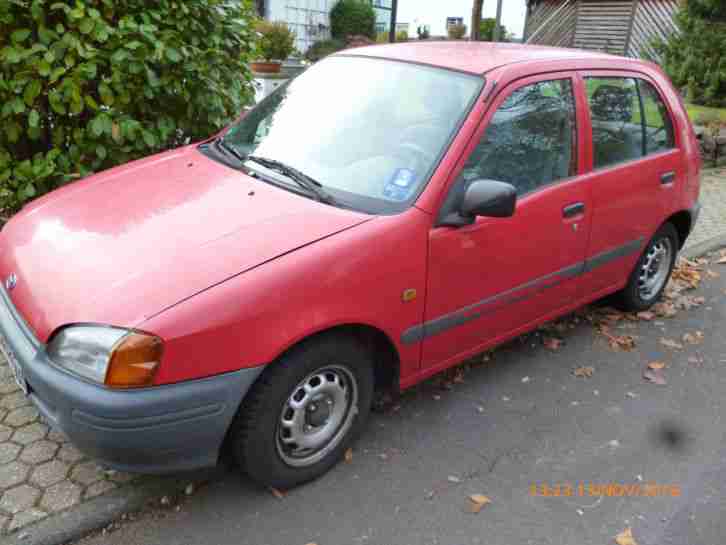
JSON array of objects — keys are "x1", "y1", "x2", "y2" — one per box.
[{"x1": 417, "y1": 73, "x2": 591, "y2": 371}]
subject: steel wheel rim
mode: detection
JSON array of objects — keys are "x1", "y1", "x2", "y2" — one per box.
[
  {"x1": 638, "y1": 236, "x2": 673, "y2": 301},
  {"x1": 276, "y1": 365, "x2": 358, "y2": 468}
]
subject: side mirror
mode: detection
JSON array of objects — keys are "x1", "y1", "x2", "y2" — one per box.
[{"x1": 460, "y1": 180, "x2": 517, "y2": 219}]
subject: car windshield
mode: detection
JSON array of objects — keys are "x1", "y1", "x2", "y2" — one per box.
[{"x1": 221, "y1": 56, "x2": 483, "y2": 214}]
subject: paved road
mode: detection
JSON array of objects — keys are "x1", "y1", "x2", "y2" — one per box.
[{"x1": 76, "y1": 256, "x2": 726, "y2": 545}]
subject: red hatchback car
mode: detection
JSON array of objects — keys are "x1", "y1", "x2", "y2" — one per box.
[{"x1": 0, "y1": 43, "x2": 700, "y2": 488}]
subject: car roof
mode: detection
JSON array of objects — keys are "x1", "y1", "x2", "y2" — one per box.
[{"x1": 339, "y1": 42, "x2": 631, "y2": 76}]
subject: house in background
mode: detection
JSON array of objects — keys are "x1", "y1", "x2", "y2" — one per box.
[
  {"x1": 257, "y1": 0, "x2": 393, "y2": 53},
  {"x1": 524, "y1": 0, "x2": 680, "y2": 59}
]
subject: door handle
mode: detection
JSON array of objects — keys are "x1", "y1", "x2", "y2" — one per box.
[
  {"x1": 563, "y1": 202, "x2": 585, "y2": 218},
  {"x1": 660, "y1": 171, "x2": 675, "y2": 185}
]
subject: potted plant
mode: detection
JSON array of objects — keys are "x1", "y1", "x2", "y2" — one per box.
[{"x1": 251, "y1": 20, "x2": 296, "y2": 74}]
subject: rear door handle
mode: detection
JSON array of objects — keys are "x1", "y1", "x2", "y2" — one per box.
[
  {"x1": 660, "y1": 171, "x2": 675, "y2": 185},
  {"x1": 563, "y1": 202, "x2": 585, "y2": 218}
]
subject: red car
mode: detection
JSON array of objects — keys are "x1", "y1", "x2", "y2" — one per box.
[{"x1": 0, "y1": 43, "x2": 701, "y2": 488}]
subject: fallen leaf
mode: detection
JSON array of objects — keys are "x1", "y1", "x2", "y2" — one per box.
[
  {"x1": 269, "y1": 487, "x2": 285, "y2": 499},
  {"x1": 682, "y1": 331, "x2": 704, "y2": 345},
  {"x1": 615, "y1": 527, "x2": 639, "y2": 545},
  {"x1": 574, "y1": 366, "x2": 594, "y2": 378},
  {"x1": 598, "y1": 326, "x2": 636, "y2": 351},
  {"x1": 643, "y1": 367, "x2": 667, "y2": 385},
  {"x1": 636, "y1": 311, "x2": 655, "y2": 321},
  {"x1": 652, "y1": 302, "x2": 678, "y2": 318},
  {"x1": 674, "y1": 294, "x2": 705, "y2": 310},
  {"x1": 717, "y1": 256, "x2": 726, "y2": 264},
  {"x1": 660, "y1": 338, "x2": 684, "y2": 350},
  {"x1": 706, "y1": 269, "x2": 720, "y2": 278},
  {"x1": 468, "y1": 494, "x2": 491, "y2": 513},
  {"x1": 543, "y1": 337, "x2": 563, "y2": 350},
  {"x1": 344, "y1": 448, "x2": 353, "y2": 463}
]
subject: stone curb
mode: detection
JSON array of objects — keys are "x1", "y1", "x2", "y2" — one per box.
[
  {"x1": 0, "y1": 465, "x2": 227, "y2": 545},
  {"x1": 682, "y1": 233, "x2": 726, "y2": 260}
]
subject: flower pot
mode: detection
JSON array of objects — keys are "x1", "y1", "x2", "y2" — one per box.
[{"x1": 251, "y1": 60, "x2": 282, "y2": 74}]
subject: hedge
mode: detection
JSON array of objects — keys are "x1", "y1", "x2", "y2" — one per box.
[{"x1": 0, "y1": 0, "x2": 257, "y2": 211}]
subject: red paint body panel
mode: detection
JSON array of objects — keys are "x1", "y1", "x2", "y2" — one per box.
[
  {"x1": 0, "y1": 147, "x2": 369, "y2": 343},
  {"x1": 0, "y1": 44, "x2": 700, "y2": 391}
]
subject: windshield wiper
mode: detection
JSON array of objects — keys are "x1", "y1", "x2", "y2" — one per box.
[
  {"x1": 214, "y1": 137, "x2": 246, "y2": 164},
  {"x1": 245, "y1": 155, "x2": 339, "y2": 206}
]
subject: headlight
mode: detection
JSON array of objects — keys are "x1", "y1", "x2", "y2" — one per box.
[{"x1": 46, "y1": 325, "x2": 163, "y2": 388}]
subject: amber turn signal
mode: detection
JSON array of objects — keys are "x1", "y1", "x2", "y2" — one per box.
[{"x1": 105, "y1": 332, "x2": 163, "y2": 388}]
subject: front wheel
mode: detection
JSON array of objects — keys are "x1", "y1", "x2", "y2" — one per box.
[
  {"x1": 613, "y1": 223, "x2": 678, "y2": 312},
  {"x1": 230, "y1": 335, "x2": 374, "y2": 489}
]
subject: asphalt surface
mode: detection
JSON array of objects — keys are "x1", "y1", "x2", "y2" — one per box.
[{"x1": 76, "y1": 260, "x2": 726, "y2": 545}]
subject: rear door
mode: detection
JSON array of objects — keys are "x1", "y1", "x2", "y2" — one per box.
[
  {"x1": 578, "y1": 72, "x2": 683, "y2": 296},
  {"x1": 417, "y1": 73, "x2": 592, "y2": 371}
]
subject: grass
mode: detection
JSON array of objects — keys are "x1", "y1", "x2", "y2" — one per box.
[{"x1": 685, "y1": 103, "x2": 726, "y2": 125}]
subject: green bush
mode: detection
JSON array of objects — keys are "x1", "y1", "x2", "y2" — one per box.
[
  {"x1": 304, "y1": 38, "x2": 345, "y2": 62},
  {"x1": 655, "y1": 0, "x2": 726, "y2": 107},
  {"x1": 330, "y1": 0, "x2": 376, "y2": 41},
  {"x1": 0, "y1": 0, "x2": 257, "y2": 211},
  {"x1": 478, "y1": 18, "x2": 509, "y2": 42},
  {"x1": 447, "y1": 23, "x2": 467, "y2": 40},
  {"x1": 255, "y1": 20, "x2": 296, "y2": 61}
]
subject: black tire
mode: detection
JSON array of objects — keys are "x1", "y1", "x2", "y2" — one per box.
[
  {"x1": 230, "y1": 334, "x2": 374, "y2": 489},
  {"x1": 612, "y1": 222, "x2": 679, "y2": 312}
]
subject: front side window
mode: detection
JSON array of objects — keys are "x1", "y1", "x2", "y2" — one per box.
[
  {"x1": 585, "y1": 76, "x2": 676, "y2": 169},
  {"x1": 221, "y1": 56, "x2": 483, "y2": 214},
  {"x1": 456, "y1": 78, "x2": 577, "y2": 196},
  {"x1": 639, "y1": 80, "x2": 675, "y2": 154}
]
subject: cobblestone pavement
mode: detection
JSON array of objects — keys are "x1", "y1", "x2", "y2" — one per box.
[
  {"x1": 685, "y1": 167, "x2": 726, "y2": 249},
  {"x1": 0, "y1": 362, "x2": 138, "y2": 534},
  {"x1": 0, "y1": 170, "x2": 722, "y2": 536}
]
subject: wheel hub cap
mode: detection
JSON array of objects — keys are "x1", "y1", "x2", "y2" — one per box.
[
  {"x1": 276, "y1": 366, "x2": 358, "y2": 468},
  {"x1": 638, "y1": 237, "x2": 673, "y2": 301}
]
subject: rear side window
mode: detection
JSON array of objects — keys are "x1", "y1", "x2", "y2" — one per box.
[
  {"x1": 585, "y1": 77, "x2": 675, "y2": 169},
  {"x1": 457, "y1": 78, "x2": 577, "y2": 196}
]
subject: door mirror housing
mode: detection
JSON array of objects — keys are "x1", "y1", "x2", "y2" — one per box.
[
  {"x1": 461, "y1": 180, "x2": 517, "y2": 218},
  {"x1": 440, "y1": 180, "x2": 517, "y2": 226}
]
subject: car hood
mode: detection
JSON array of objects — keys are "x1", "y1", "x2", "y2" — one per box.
[{"x1": 0, "y1": 146, "x2": 370, "y2": 342}]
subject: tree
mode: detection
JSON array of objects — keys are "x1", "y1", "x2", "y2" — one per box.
[
  {"x1": 655, "y1": 0, "x2": 726, "y2": 107},
  {"x1": 0, "y1": 0, "x2": 257, "y2": 211},
  {"x1": 330, "y1": 0, "x2": 376, "y2": 41},
  {"x1": 471, "y1": 0, "x2": 483, "y2": 41},
  {"x1": 479, "y1": 18, "x2": 509, "y2": 42}
]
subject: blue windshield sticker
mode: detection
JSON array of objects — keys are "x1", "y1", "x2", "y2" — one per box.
[{"x1": 383, "y1": 168, "x2": 417, "y2": 201}]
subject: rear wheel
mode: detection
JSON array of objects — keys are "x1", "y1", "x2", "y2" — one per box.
[
  {"x1": 613, "y1": 223, "x2": 678, "y2": 312},
  {"x1": 230, "y1": 335, "x2": 374, "y2": 489}
]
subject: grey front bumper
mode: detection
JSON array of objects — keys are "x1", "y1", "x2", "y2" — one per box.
[{"x1": 0, "y1": 287, "x2": 264, "y2": 474}]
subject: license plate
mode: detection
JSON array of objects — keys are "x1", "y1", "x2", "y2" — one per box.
[{"x1": 0, "y1": 333, "x2": 27, "y2": 395}]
